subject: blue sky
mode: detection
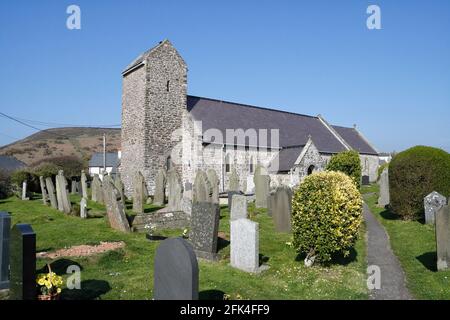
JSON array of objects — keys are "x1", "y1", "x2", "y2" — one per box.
[{"x1": 0, "y1": 0, "x2": 449, "y2": 152}]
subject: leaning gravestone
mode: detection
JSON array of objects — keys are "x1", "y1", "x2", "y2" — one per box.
[
  {"x1": 267, "y1": 190, "x2": 276, "y2": 217},
  {"x1": 228, "y1": 168, "x2": 240, "y2": 192},
  {"x1": 103, "y1": 180, "x2": 131, "y2": 232},
  {"x1": 9, "y1": 224, "x2": 36, "y2": 300},
  {"x1": 80, "y1": 197, "x2": 87, "y2": 219},
  {"x1": 436, "y1": 204, "x2": 450, "y2": 271},
  {"x1": 231, "y1": 218, "x2": 260, "y2": 273},
  {"x1": 153, "y1": 237, "x2": 199, "y2": 300},
  {"x1": 45, "y1": 177, "x2": 58, "y2": 210},
  {"x1": 132, "y1": 172, "x2": 146, "y2": 214},
  {"x1": 231, "y1": 194, "x2": 247, "y2": 221},
  {"x1": 21, "y1": 181, "x2": 29, "y2": 201},
  {"x1": 167, "y1": 169, "x2": 183, "y2": 212},
  {"x1": 424, "y1": 191, "x2": 447, "y2": 225},
  {"x1": 190, "y1": 202, "x2": 220, "y2": 260},
  {"x1": 55, "y1": 171, "x2": 71, "y2": 214},
  {"x1": 378, "y1": 168, "x2": 390, "y2": 207},
  {"x1": 91, "y1": 174, "x2": 104, "y2": 204},
  {"x1": 71, "y1": 180, "x2": 77, "y2": 195},
  {"x1": 193, "y1": 170, "x2": 212, "y2": 204},
  {"x1": 272, "y1": 186, "x2": 293, "y2": 233},
  {"x1": 153, "y1": 168, "x2": 167, "y2": 206},
  {"x1": 0, "y1": 212, "x2": 11, "y2": 290},
  {"x1": 80, "y1": 170, "x2": 88, "y2": 199},
  {"x1": 254, "y1": 165, "x2": 270, "y2": 208},
  {"x1": 206, "y1": 169, "x2": 220, "y2": 204},
  {"x1": 114, "y1": 174, "x2": 125, "y2": 203},
  {"x1": 39, "y1": 176, "x2": 49, "y2": 206}
]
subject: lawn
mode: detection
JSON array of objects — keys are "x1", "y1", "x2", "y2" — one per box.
[
  {"x1": 0, "y1": 193, "x2": 368, "y2": 300},
  {"x1": 364, "y1": 185, "x2": 450, "y2": 300}
]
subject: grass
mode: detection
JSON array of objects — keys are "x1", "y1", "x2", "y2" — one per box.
[
  {"x1": 0, "y1": 193, "x2": 369, "y2": 300},
  {"x1": 363, "y1": 185, "x2": 450, "y2": 299}
]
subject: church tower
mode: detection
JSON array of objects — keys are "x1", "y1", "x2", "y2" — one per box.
[{"x1": 120, "y1": 40, "x2": 188, "y2": 196}]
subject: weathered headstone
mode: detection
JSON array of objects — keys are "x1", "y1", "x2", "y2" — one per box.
[
  {"x1": 207, "y1": 169, "x2": 220, "y2": 204},
  {"x1": 228, "y1": 168, "x2": 240, "y2": 192},
  {"x1": 254, "y1": 165, "x2": 270, "y2": 208},
  {"x1": 167, "y1": 169, "x2": 183, "y2": 212},
  {"x1": 114, "y1": 174, "x2": 125, "y2": 203},
  {"x1": 103, "y1": 179, "x2": 131, "y2": 232},
  {"x1": 193, "y1": 170, "x2": 212, "y2": 204},
  {"x1": 190, "y1": 202, "x2": 220, "y2": 260},
  {"x1": 362, "y1": 175, "x2": 370, "y2": 186},
  {"x1": 80, "y1": 170, "x2": 88, "y2": 199},
  {"x1": 91, "y1": 174, "x2": 104, "y2": 204},
  {"x1": 154, "y1": 168, "x2": 167, "y2": 206},
  {"x1": 21, "y1": 181, "x2": 29, "y2": 201},
  {"x1": 424, "y1": 191, "x2": 447, "y2": 225},
  {"x1": 272, "y1": 186, "x2": 293, "y2": 233},
  {"x1": 132, "y1": 172, "x2": 146, "y2": 214},
  {"x1": 45, "y1": 177, "x2": 58, "y2": 210},
  {"x1": 228, "y1": 191, "x2": 241, "y2": 209},
  {"x1": 9, "y1": 224, "x2": 36, "y2": 300},
  {"x1": 231, "y1": 218, "x2": 260, "y2": 273},
  {"x1": 55, "y1": 171, "x2": 71, "y2": 214},
  {"x1": 153, "y1": 237, "x2": 199, "y2": 300},
  {"x1": 231, "y1": 194, "x2": 247, "y2": 221},
  {"x1": 0, "y1": 212, "x2": 11, "y2": 290},
  {"x1": 436, "y1": 204, "x2": 450, "y2": 271},
  {"x1": 38, "y1": 176, "x2": 49, "y2": 206},
  {"x1": 378, "y1": 168, "x2": 390, "y2": 207},
  {"x1": 80, "y1": 197, "x2": 87, "y2": 219},
  {"x1": 71, "y1": 180, "x2": 78, "y2": 195},
  {"x1": 267, "y1": 191, "x2": 276, "y2": 217}
]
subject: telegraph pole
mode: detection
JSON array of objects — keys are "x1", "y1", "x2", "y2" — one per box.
[{"x1": 103, "y1": 133, "x2": 106, "y2": 173}]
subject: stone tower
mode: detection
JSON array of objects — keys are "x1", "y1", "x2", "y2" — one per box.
[{"x1": 120, "y1": 40, "x2": 187, "y2": 196}]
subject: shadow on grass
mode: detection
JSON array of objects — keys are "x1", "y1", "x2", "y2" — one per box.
[
  {"x1": 199, "y1": 289, "x2": 226, "y2": 300},
  {"x1": 61, "y1": 279, "x2": 112, "y2": 300},
  {"x1": 416, "y1": 252, "x2": 437, "y2": 272},
  {"x1": 144, "y1": 206, "x2": 162, "y2": 214},
  {"x1": 294, "y1": 247, "x2": 358, "y2": 266},
  {"x1": 379, "y1": 207, "x2": 400, "y2": 221},
  {"x1": 37, "y1": 259, "x2": 84, "y2": 274},
  {"x1": 217, "y1": 237, "x2": 230, "y2": 252},
  {"x1": 259, "y1": 254, "x2": 270, "y2": 265}
]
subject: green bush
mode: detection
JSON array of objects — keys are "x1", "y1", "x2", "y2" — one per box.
[
  {"x1": 292, "y1": 171, "x2": 363, "y2": 264},
  {"x1": 32, "y1": 162, "x2": 61, "y2": 178},
  {"x1": 0, "y1": 170, "x2": 12, "y2": 199},
  {"x1": 31, "y1": 156, "x2": 84, "y2": 178},
  {"x1": 389, "y1": 146, "x2": 450, "y2": 220},
  {"x1": 10, "y1": 169, "x2": 32, "y2": 188},
  {"x1": 326, "y1": 150, "x2": 362, "y2": 188}
]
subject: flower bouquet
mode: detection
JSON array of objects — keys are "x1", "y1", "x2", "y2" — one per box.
[{"x1": 36, "y1": 264, "x2": 64, "y2": 300}]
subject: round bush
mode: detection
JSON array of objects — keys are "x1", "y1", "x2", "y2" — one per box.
[
  {"x1": 326, "y1": 150, "x2": 362, "y2": 189},
  {"x1": 292, "y1": 171, "x2": 363, "y2": 264},
  {"x1": 389, "y1": 146, "x2": 450, "y2": 220}
]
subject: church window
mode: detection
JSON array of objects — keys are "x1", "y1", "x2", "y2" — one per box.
[{"x1": 225, "y1": 154, "x2": 231, "y2": 173}]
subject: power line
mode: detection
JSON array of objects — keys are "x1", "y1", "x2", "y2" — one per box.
[{"x1": 12, "y1": 116, "x2": 121, "y2": 128}]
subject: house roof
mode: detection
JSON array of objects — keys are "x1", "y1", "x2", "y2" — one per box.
[
  {"x1": 88, "y1": 153, "x2": 119, "y2": 168},
  {"x1": 269, "y1": 146, "x2": 304, "y2": 173},
  {"x1": 0, "y1": 155, "x2": 26, "y2": 172},
  {"x1": 332, "y1": 126, "x2": 378, "y2": 155}
]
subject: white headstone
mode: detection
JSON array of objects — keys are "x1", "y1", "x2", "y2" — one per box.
[
  {"x1": 230, "y1": 195, "x2": 247, "y2": 221},
  {"x1": 230, "y1": 218, "x2": 260, "y2": 273},
  {"x1": 424, "y1": 191, "x2": 447, "y2": 225},
  {"x1": 80, "y1": 197, "x2": 87, "y2": 219}
]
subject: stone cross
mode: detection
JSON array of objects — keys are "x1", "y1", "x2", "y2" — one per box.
[
  {"x1": 436, "y1": 204, "x2": 450, "y2": 271},
  {"x1": 153, "y1": 237, "x2": 199, "y2": 300},
  {"x1": 228, "y1": 167, "x2": 240, "y2": 192},
  {"x1": 378, "y1": 168, "x2": 390, "y2": 207},
  {"x1": 132, "y1": 172, "x2": 146, "y2": 214},
  {"x1": 193, "y1": 170, "x2": 212, "y2": 204},
  {"x1": 0, "y1": 212, "x2": 11, "y2": 290},
  {"x1": 39, "y1": 176, "x2": 49, "y2": 206},
  {"x1": 55, "y1": 171, "x2": 71, "y2": 214},
  {"x1": 190, "y1": 202, "x2": 220, "y2": 260},
  {"x1": 45, "y1": 177, "x2": 58, "y2": 210},
  {"x1": 153, "y1": 168, "x2": 167, "y2": 206},
  {"x1": 167, "y1": 169, "x2": 183, "y2": 212},
  {"x1": 272, "y1": 186, "x2": 293, "y2": 233},
  {"x1": 231, "y1": 194, "x2": 247, "y2": 221},
  {"x1": 21, "y1": 181, "x2": 29, "y2": 201},
  {"x1": 9, "y1": 224, "x2": 36, "y2": 300},
  {"x1": 103, "y1": 179, "x2": 131, "y2": 232},
  {"x1": 80, "y1": 197, "x2": 87, "y2": 219},
  {"x1": 424, "y1": 191, "x2": 447, "y2": 225},
  {"x1": 231, "y1": 218, "x2": 260, "y2": 273},
  {"x1": 254, "y1": 165, "x2": 270, "y2": 208},
  {"x1": 206, "y1": 169, "x2": 220, "y2": 204},
  {"x1": 80, "y1": 170, "x2": 88, "y2": 199}
]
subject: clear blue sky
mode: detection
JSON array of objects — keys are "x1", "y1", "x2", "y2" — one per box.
[{"x1": 0, "y1": 0, "x2": 449, "y2": 153}]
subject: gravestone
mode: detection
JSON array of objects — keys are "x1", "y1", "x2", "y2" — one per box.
[
  {"x1": 254, "y1": 165, "x2": 270, "y2": 208},
  {"x1": 80, "y1": 197, "x2": 87, "y2": 219},
  {"x1": 228, "y1": 191, "x2": 241, "y2": 209},
  {"x1": 167, "y1": 169, "x2": 183, "y2": 212},
  {"x1": 228, "y1": 168, "x2": 240, "y2": 192},
  {"x1": 91, "y1": 174, "x2": 104, "y2": 204},
  {"x1": 71, "y1": 180, "x2": 78, "y2": 195},
  {"x1": 231, "y1": 194, "x2": 247, "y2": 221},
  {"x1": 55, "y1": 171, "x2": 71, "y2": 214},
  {"x1": 362, "y1": 175, "x2": 370, "y2": 186},
  {"x1": 193, "y1": 170, "x2": 212, "y2": 204},
  {"x1": 45, "y1": 177, "x2": 58, "y2": 209},
  {"x1": 21, "y1": 181, "x2": 29, "y2": 201},
  {"x1": 114, "y1": 174, "x2": 125, "y2": 203},
  {"x1": 9, "y1": 224, "x2": 36, "y2": 300},
  {"x1": 206, "y1": 169, "x2": 220, "y2": 204},
  {"x1": 436, "y1": 204, "x2": 450, "y2": 271},
  {"x1": 0, "y1": 212, "x2": 11, "y2": 290},
  {"x1": 190, "y1": 202, "x2": 220, "y2": 260},
  {"x1": 39, "y1": 176, "x2": 49, "y2": 206},
  {"x1": 231, "y1": 218, "x2": 260, "y2": 273},
  {"x1": 272, "y1": 186, "x2": 293, "y2": 233},
  {"x1": 424, "y1": 191, "x2": 447, "y2": 225},
  {"x1": 103, "y1": 180, "x2": 131, "y2": 232},
  {"x1": 267, "y1": 191, "x2": 276, "y2": 217},
  {"x1": 378, "y1": 168, "x2": 390, "y2": 207},
  {"x1": 133, "y1": 172, "x2": 146, "y2": 214},
  {"x1": 80, "y1": 170, "x2": 88, "y2": 199},
  {"x1": 153, "y1": 237, "x2": 199, "y2": 300},
  {"x1": 154, "y1": 168, "x2": 167, "y2": 206}
]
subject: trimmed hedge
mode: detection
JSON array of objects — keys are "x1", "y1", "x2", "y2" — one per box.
[
  {"x1": 326, "y1": 150, "x2": 362, "y2": 189},
  {"x1": 292, "y1": 171, "x2": 363, "y2": 264},
  {"x1": 389, "y1": 146, "x2": 450, "y2": 220}
]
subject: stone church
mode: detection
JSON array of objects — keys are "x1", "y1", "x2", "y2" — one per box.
[{"x1": 120, "y1": 40, "x2": 379, "y2": 198}]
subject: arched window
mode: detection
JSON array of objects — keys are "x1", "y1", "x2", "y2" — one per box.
[
  {"x1": 166, "y1": 80, "x2": 170, "y2": 92},
  {"x1": 249, "y1": 156, "x2": 255, "y2": 173},
  {"x1": 166, "y1": 155, "x2": 172, "y2": 171},
  {"x1": 307, "y1": 165, "x2": 315, "y2": 176},
  {"x1": 225, "y1": 154, "x2": 231, "y2": 173}
]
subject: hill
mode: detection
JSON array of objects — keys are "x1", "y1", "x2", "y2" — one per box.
[{"x1": 0, "y1": 127, "x2": 121, "y2": 166}]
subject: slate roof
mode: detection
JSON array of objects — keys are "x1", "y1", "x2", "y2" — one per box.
[
  {"x1": 332, "y1": 126, "x2": 378, "y2": 155},
  {"x1": 268, "y1": 146, "x2": 304, "y2": 173},
  {"x1": 88, "y1": 153, "x2": 119, "y2": 168},
  {"x1": 0, "y1": 155, "x2": 26, "y2": 172}
]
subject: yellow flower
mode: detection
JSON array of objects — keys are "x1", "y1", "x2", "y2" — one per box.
[{"x1": 57, "y1": 288, "x2": 62, "y2": 294}]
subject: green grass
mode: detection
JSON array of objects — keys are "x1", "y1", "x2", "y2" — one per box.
[
  {"x1": 0, "y1": 193, "x2": 368, "y2": 300},
  {"x1": 364, "y1": 185, "x2": 450, "y2": 299}
]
